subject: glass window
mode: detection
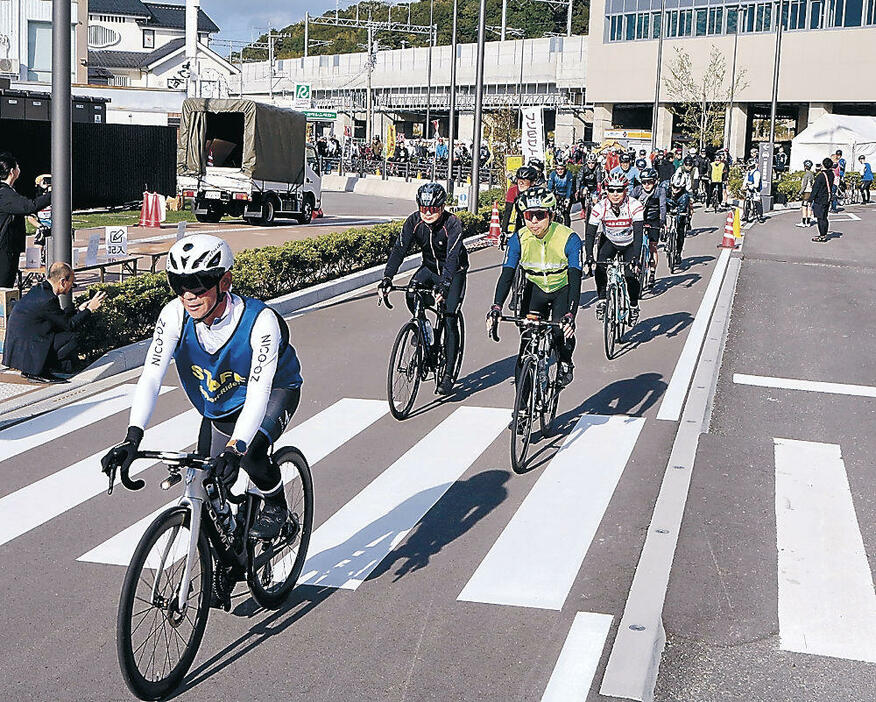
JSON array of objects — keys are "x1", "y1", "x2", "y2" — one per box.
[
  {"x1": 142, "y1": 29, "x2": 154, "y2": 49},
  {"x1": 638, "y1": 0, "x2": 651, "y2": 10},
  {"x1": 666, "y1": 9, "x2": 679, "y2": 34},
  {"x1": 625, "y1": 0, "x2": 638, "y2": 11},
  {"x1": 625, "y1": 13, "x2": 637, "y2": 38},
  {"x1": 810, "y1": 0, "x2": 824, "y2": 26},
  {"x1": 696, "y1": 8, "x2": 708, "y2": 33},
  {"x1": 727, "y1": 5, "x2": 739, "y2": 30},
  {"x1": 755, "y1": 1, "x2": 772, "y2": 29},
  {"x1": 610, "y1": 14, "x2": 625, "y2": 40},
  {"x1": 610, "y1": 0, "x2": 624, "y2": 11},
  {"x1": 637, "y1": 12, "x2": 651, "y2": 37},
  {"x1": 844, "y1": 0, "x2": 863, "y2": 26},
  {"x1": 680, "y1": 8, "x2": 694, "y2": 33},
  {"x1": 653, "y1": 10, "x2": 663, "y2": 35},
  {"x1": 707, "y1": 6, "x2": 724, "y2": 31},
  {"x1": 867, "y1": 0, "x2": 876, "y2": 23}
]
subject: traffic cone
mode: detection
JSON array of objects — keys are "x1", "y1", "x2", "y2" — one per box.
[
  {"x1": 733, "y1": 206, "x2": 742, "y2": 242},
  {"x1": 718, "y1": 209, "x2": 736, "y2": 248},
  {"x1": 138, "y1": 192, "x2": 160, "y2": 228},
  {"x1": 313, "y1": 207, "x2": 323, "y2": 218},
  {"x1": 487, "y1": 201, "x2": 501, "y2": 245}
]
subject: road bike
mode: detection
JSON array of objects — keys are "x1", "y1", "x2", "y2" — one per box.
[
  {"x1": 742, "y1": 189, "x2": 761, "y2": 223},
  {"x1": 638, "y1": 226, "x2": 655, "y2": 294},
  {"x1": 106, "y1": 447, "x2": 313, "y2": 700},
  {"x1": 708, "y1": 182, "x2": 722, "y2": 212},
  {"x1": 380, "y1": 282, "x2": 466, "y2": 419},
  {"x1": 602, "y1": 254, "x2": 634, "y2": 360},
  {"x1": 490, "y1": 313, "x2": 564, "y2": 473},
  {"x1": 664, "y1": 213, "x2": 685, "y2": 274}
]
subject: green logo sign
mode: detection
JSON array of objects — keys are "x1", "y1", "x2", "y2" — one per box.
[
  {"x1": 303, "y1": 110, "x2": 337, "y2": 121},
  {"x1": 295, "y1": 84, "x2": 311, "y2": 100}
]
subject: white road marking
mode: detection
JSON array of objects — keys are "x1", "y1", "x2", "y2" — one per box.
[
  {"x1": 458, "y1": 414, "x2": 645, "y2": 610},
  {"x1": 78, "y1": 398, "x2": 388, "y2": 566},
  {"x1": 0, "y1": 410, "x2": 201, "y2": 548},
  {"x1": 0, "y1": 385, "x2": 172, "y2": 465},
  {"x1": 657, "y1": 248, "x2": 731, "y2": 421},
  {"x1": 734, "y1": 373, "x2": 876, "y2": 398},
  {"x1": 541, "y1": 612, "x2": 613, "y2": 702},
  {"x1": 295, "y1": 406, "x2": 508, "y2": 589},
  {"x1": 775, "y1": 437, "x2": 876, "y2": 663}
]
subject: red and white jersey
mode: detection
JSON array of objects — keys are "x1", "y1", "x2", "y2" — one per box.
[{"x1": 588, "y1": 197, "x2": 644, "y2": 247}]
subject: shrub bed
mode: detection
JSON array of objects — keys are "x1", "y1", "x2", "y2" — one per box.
[{"x1": 75, "y1": 211, "x2": 487, "y2": 363}]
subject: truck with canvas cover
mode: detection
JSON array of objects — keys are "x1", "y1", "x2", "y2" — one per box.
[{"x1": 177, "y1": 98, "x2": 322, "y2": 225}]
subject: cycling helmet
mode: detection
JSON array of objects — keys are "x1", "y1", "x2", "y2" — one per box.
[
  {"x1": 527, "y1": 158, "x2": 545, "y2": 173},
  {"x1": 641, "y1": 167, "x2": 658, "y2": 181},
  {"x1": 605, "y1": 172, "x2": 629, "y2": 190},
  {"x1": 635, "y1": 158, "x2": 647, "y2": 170},
  {"x1": 670, "y1": 172, "x2": 687, "y2": 190},
  {"x1": 166, "y1": 235, "x2": 234, "y2": 317},
  {"x1": 619, "y1": 153, "x2": 631, "y2": 164},
  {"x1": 517, "y1": 186, "x2": 556, "y2": 212},
  {"x1": 416, "y1": 181, "x2": 447, "y2": 208},
  {"x1": 683, "y1": 156, "x2": 694, "y2": 167},
  {"x1": 689, "y1": 146, "x2": 698, "y2": 155},
  {"x1": 803, "y1": 159, "x2": 813, "y2": 169},
  {"x1": 516, "y1": 165, "x2": 540, "y2": 182},
  {"x1": 747, "y1": 159, "x2": 758, "y2": 168},
  {"x1": 586, "y1": 153, "x2": 597, "y2": 164}
]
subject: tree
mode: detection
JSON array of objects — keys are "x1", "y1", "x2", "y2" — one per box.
[{"x1": 662, "y1": 45, "x2": 748, "y2": 150}]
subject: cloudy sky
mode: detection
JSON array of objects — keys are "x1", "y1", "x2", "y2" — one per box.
[{"x1": 201, "y1": 1, "x2": 344, "y2": 44}]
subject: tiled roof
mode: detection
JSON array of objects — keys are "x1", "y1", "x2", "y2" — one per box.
[
  {"x1": 143, "y1": 3, "x2": 220, "y2": 33},
  {"x1": 88, "y1": 0, "x2": 151, "y2": 17},
  {"x1": 88, "y1": 50, "x2": 148, "y2": 69},
  {"x1": 140, "y1": 38, "x2": 185, "y2": 66}
]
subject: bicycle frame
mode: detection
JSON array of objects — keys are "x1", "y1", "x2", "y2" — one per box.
[
  {"x1": 380, "y1": 283, "x2": 448, "y2": 381},
  {"x1": 606, "y1": 255, "x2": 631, "y2": 322}
]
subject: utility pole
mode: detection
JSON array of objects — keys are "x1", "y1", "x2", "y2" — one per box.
[
  {"x1": 185, "y1": 0, "x2": 200, "y2": 97},
  {"x1": 304, "y1": 12, "x2": 309, "y2": 58},
  {"x1": 469, "y1": 0, "x2": 487, "y2": 213},
  {"x1": 567, "y1": 0, "x2": 574, "y2": 36},
  {"x1": 426, "y1": 2, "x2": 434, "y2": 146},
  {"x1": 501, "y1": 0, "x2": 507, "y2": 40},
  {"x1": 725, "y1": 6, "x2": 743, "y2": 152},
  {"x1": 446, "y1": 0, "x2": 459, "y2": 195},
  {"x1": 764, "y1": 0, "x2": 785, "y2": 212},
  {"x1": 268, "y1": 33, "x2": 274, "y2": 102},
  {"x1": 650, "y1": 0, "x2": 666, "y2": 151},
  {"x1": 366, "y1": 26, "x2": 374, "y2": 144},
  {"x1": 51, "y1": 0, "x2": 72, "y2": 295}
]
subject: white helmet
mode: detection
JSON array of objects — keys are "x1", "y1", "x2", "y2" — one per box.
[
  {"x1": 670, "y1": 171, "x2": 687, "y2": 190},
  {"x1": 166, "y1": 234, "x2": 233, "y2": 296}
]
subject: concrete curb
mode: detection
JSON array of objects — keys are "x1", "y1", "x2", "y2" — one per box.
[
  {"x1": 0, "y1": 235, "x2": 488, "y2": 421},
  {"x1": 599, "y1": 254, "x2": 743, "y2": 702}
]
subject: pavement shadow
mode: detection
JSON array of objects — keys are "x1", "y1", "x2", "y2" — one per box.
[
  {"x1": 624, "y1": 311, "x2": 694, "y2": 347},
  {"x1": 689, "y1": 225, "x2": 717, "y2": 238},
  {"x1": 678, "y1": 254, "x2": 715, "y2": 271},
  {"x1": 447, "y1": 354, "x2": 517, "y2": 403},
  {"x1": 647, "y1": 272, "x2": 701, "y2": 297},
  {"x1": 368, "y1": 469, "x2": 510, "y2": 582}
]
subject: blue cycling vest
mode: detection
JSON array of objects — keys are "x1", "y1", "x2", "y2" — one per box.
[{"x1": 174, "y1": 296, "x2": 302, "y2": 419}]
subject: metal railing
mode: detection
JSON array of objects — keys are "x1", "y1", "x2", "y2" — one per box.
[{"x1": 317, "y1": 155, "x2": 505, "y2": 188}]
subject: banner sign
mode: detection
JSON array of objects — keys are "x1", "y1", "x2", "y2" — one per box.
[
  {"x1": 303, "y1": 110, "x2": 337, "y2": 121},
  {"x1": 505, "y1": 155, "x2": 523, "y2": 190},
  {"x1": 385, "y1": 123, "x2": 396, "y2": 158},
  {"x1": 105, "y1": 226, "x2": 128, "y2": 261},
  {"x1": 605, "y1": 129, "x2": 653, "y2": 140},
  {"x1": 521, "y1": 107, "x2": 545, "y2": 165}
]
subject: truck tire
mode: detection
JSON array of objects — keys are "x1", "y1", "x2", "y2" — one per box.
[
  {"x1": 296, "y1": 195, "x2": 314, "y2": 225},
  {"x1": 194, "y1": 201, "x2": 223, "y2": 223},
  {"x1": 258, "y1": 197, "x2": 277, "y2": 226}
]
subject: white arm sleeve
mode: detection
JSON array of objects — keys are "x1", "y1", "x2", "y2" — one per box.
[
  {"x1": 230, "y1": 308, "x2": 281, "y2": 447},
  {"x1": 129, "y1": 299, "x2": 183, "y2": 430}
]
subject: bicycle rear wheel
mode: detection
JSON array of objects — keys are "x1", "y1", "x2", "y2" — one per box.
[
  {"x1": 387, "y1": 322, "x2": 422, "y2": 420},
  {"x1": 451, "y1": 312, "x2": 466, "y2": 382},
  {"x1": 511, "y1": 358, "x2": 536, "y2": 474},
  {"x1": 117, "y1": 507, "x2": 211, "y2": 701},
  {"x1": 539, "y1": 352, "x2": 560, "y2": 437},
  {"x1": 666, "y1": 229, "x2": 677, "y2": 275},
  {"x1": 247, "y1": 447, "x2": 314, "y2": 609},
  {"x1": 603, "y1": 286, "x2": 617, "y2": 360}
]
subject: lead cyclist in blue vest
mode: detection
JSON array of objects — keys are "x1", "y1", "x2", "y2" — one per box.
[{"x1": 101, "y1": 234, "x2": 303, "y2": 541}]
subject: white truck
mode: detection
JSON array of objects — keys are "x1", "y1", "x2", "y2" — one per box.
[{"x1": 177, "y1": 98, "x2": 321, "y2": 225}]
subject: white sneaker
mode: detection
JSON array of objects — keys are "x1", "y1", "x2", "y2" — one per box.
[{"x1": 795, "y1": 222, "x2": 806, "y2": 227}]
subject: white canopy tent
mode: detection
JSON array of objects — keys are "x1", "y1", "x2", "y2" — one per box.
[{"x1": 791, "y1": 114, "x2": 876, "y2": 172}]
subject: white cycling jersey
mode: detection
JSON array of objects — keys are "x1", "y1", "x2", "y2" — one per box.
[{"x1": 588, "y1": 197, "x2": 644, "y2": 247}]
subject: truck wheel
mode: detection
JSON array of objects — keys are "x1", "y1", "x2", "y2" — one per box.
[
  {"x1": 258, "y1": 198, "x2": 276, "y2": 226},
  {"x1": 296, "y1": 196, "x2": 314, "y2": 225},
  {"x1": 195, "y1": 204, "x2": 223, "y2": 223}
]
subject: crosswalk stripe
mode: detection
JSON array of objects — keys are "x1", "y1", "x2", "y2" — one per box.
[
  {"x1": 78, "y1": 398, "x2": 388, "y2": 566},
  {"x1": 774, "y1": 437, "x2": 876, "y2": 663},
  {"x1": 0, "y1": 410, "x2": 201, "y2": 549},
  {"x1": 295, "y1": 406, "x2": 509, "y2": 590},
  {"x1": 0, "y1": 385, "x2": 172, "y2": 465},
  {"x1": 458, "y1": 414, "x2": 645, "y2": 610},
  {"x1": 541, "y1": 612, "x2": 613, "y2": 701}
]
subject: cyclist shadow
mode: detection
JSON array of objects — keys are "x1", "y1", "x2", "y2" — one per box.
[
  {"x1": 516, "y1": 372, "x2": 667, "y2": 473},
  {"x1": 677, "y1": 254, "x2": 714, "y2": 271},
  {"x1": 688, "y1": 226, "x2": 717, "y2": 238},
  {"x1": 647, "y1": 273, "x2": 700, "y2": 297},
  {"x1": 610, "y1": 311, "x2": 694, "y2": 359},
  {"x1": 435, "y1": 354, "x2": 518, "y2": 405}
]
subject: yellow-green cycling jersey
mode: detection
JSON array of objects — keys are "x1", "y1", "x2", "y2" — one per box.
[{"x1": 505, "y1": 222, "x2": 583, "y2": 293}]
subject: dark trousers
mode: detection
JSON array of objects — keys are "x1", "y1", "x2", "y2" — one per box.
[
  {"x1": 44, "y1": 331, "x2": 78, "y2": 373},
  {"x1": 198, "y1": 386, "x2": 301, "y2": 493},
  {"x1": 406, "y1": 265, "x2": 467, "y2": 378},
  {"x1": 0, "y1": 247, "x2": 19, "y2": 289},
  {"x1": 812, "y1": 202, "x2": 829, "y2": 238},
  {"x1": 861, "y1": 181, "x2": 872, "y2": 204},
  {"x1": 518, "y1": 281, "x2": 575, "y2": 369},
  {"x1": 595, "y1": 239, "x2": 640, "y2": 306}
]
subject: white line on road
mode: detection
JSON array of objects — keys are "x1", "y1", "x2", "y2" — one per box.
[
  {"x1": 541, "y1": 612, "x2": 614, "y2": 702},
  {"x1": 0, "y1": 410, "x2": 201, "y2": 548},
  {"x1": 458, "y1": 414, "x2": 645, "y2": 610},
  {"x1": 734, "y1": 373, "x2": 876, "y2": 398},
  {"x1": 0, "y1": 385, "x2": 171, "y2": 465},
  {"x1": 78, "y1": 398, "x2": 388, "y2": 566},
  {"x1": 296, "y1": 406, "x2": 508, "y2": 590},
  {"x1": 657, "y1": 248, "x2": 731, "y2": 421},
  {"x1": 774, "y1": 437, "x2": 876, "y2": 663}
]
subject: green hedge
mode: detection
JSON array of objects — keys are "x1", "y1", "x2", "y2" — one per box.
[{"x1": 75, "y1": 211, "x2": 487, "y2": 364}]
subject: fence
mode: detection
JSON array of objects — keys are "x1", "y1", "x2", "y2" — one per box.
[{"x1": 317, "y1": 155, "x2": 506, "y2": 188}]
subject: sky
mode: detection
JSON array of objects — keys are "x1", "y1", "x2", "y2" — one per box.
[{"x1": 201, "y1": 0, "x2": 345, "y2": 44}]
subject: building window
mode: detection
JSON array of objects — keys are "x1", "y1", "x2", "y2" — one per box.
[
  {"x1": 609, "y1": 14, "x2": 625, "y2": 40},
  {"x1": 708, "y1": 7, "x2": 725, "y2": 32},
  {"x1": 110, "y1": 74, "x2": 129, "y2": 87},
  {"x1": 143, "y1": 29, "x2": 154, "y2": 49},
  {"x1": 625, "y1": 13, "x2": 636, "y2": 39},
  {"x1": 637, "y1": 12, "x2": 651, "y2": 38},
  {"x1": 652, "y1": 11, "x2": 662, "y2": 36},
  {"x1": 867, "y1": 0, "x2": 876, "y2": 23},
  {"x1": 695, "y1": 8, "x2": 708, "y2": 34},
  {"x1": 810, "y1": 0, "x2": 825, "y2": 26},
  {"x1": 680, "y1": 8, "x2": 694, "y2": 34}
]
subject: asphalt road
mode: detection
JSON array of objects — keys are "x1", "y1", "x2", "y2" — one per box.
[{"x1": 1, "y1": 202, "x2": 848, "y2": 701}]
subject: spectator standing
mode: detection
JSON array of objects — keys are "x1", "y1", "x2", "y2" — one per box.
[
  {"x1": 858, "y1": 154, "x2": 873, "y2": 204},
  {"x1": 796, "y1": 159, "x2": 815, "y2": 227},
  {"x1": 0, "y1": 152, "x2": 52, "y2": 288},
  {"x1": 810, "y1": 157, "x2": 834, "y2": 242},
  {"x1": 3, "y1": 262, "x2": 105, "y2": 382}
]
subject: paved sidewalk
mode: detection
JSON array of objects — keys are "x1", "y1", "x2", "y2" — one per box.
[{"x1": 656, "y1": 203, "x2": 876, "y2": 701}]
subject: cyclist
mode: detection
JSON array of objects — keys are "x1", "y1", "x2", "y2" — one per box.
[
  {"x1": 576, "y1": 153, "x2": 603, "y2": 207},
  {"x1": 796, "y1": 160, "x2": 815, "y2": 227},
  {"x1": 709, "y1": 153, "x2": 727, "y2": 209},
  {"x1": 528, "y1": 158, "x2": 547, "y2": 185},
  {"x1": 611, "y1": 153, "x2": 639, "y2": 193},
  {"x1": 586, "y1": 173, "x2": 645, "y2": 326},
  {"x1": 379, "y1": 182, "x2": 468, "y2": 395},
  {"x1": 631, "y1": 167, "x2": 666, "y2": 289},
  {"x1": 547, "y1": 160, "x2": 575, "y2": 226},
  {"x1": 674, "y1": 155, "x2": 696, "y2": 194},
  {"x1": 487, "y1": 186, "x2": 582, "y2": 391},
  {"x1": 101, "y1": 235, "x2": 303, "y2": 542},
  {"x1": 692, "y1": 147, "x2": 710, "y2": 202},
  {"x1": 743, "y1": 159, "x2": 765, "y2": 223},
  {"x1": 666, "y1": 172, "x2": 692, "y2": 266},
  {"x1": 502, "y1": 165, "x2": 539, "y2": 239}
]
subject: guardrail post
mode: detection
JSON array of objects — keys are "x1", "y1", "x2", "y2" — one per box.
[{"x1": 383, "y1": 154, "x2": 388, "y2": 180}]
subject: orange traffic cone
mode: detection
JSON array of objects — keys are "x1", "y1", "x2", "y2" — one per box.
[
  {"x1": 487, "y1": 201, "x2": 501, "y2": 245},
  {"x1": 313, "y1": 207, "x2": 323, "y2": 218},
  {"x1": 718, "y1": 209, "x2": 736, "y2": 248},
  {"x1": 138, "y1": 192, "x2": 160, "y2": 228}
]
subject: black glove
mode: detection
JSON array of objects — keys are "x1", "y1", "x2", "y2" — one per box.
[
  {"x1": 101, "y1": 426, "x2": 143, "y2": 477},
  {"x1": 561, "y1": 312, "x2": 575, "y2": 339},
  {"x1": 378, "y1": 276, "x2": 392, "y2": 292},
  {"x1": 487, "y1": 304, "x2": 501, "y2": 321},
  {"x1": 209, "y1": 450, "x2": 242, "y2": 489}
]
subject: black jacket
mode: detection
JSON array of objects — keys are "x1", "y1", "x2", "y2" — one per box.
[
  {"x1": 3, "y1": 280, "x2": 90, "y2": 375},
  {"x1": 384, "y1": 211, "x2": 469, "y2": 293},
  {"x1": 0, "y1": 182, "x2": 51, "y2": 255},
  {"x1": 809, "y1": 170, "x2": 834, "y2": 207}
]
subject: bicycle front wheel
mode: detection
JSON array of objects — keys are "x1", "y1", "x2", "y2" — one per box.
[
  {"x1": 387, "y1": 322, "x2": 422, "y2": 420},
  {"x1": 511, "y1": 358, "x2": 537, "y2": 474},
  {"x1": 117, "y1": 507, "x2": 212, "y2": 700},
  {"x1": 603, "y1": 287, "x2": 617, "y2": 360},
  {"x1": 451, "y1": 312, "x2": 466, "y2": 383},
  {"x1": 539, "y1": 352, "x2": 560, "y2": 437},
  {"x1": 247, "y1": 447, "x2": 314, "y2": 609}
]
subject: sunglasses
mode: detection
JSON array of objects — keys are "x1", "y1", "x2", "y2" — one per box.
[
  {"x1": 419, "y1": 205, "x2": 443, "y2": 215},
  {"x1": 167, "y1": 271, "x2": 223, "y2": 297},
  {"x1": 522, "y1": 210, "x2": 549, "y2": 222},
  {"x1": 607, "y1": 187, "x2": 626, "y2": 194}
]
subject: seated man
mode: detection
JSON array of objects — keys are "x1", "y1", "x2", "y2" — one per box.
[{"x1": 3, "y1": 262, "x2": 105, "y2": 382}]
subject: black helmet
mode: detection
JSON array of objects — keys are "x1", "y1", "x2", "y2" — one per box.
[
  {"x1": 641, "y1": 167, "x2": 658, "y2": 181},
  {"x1": 416, "y1": 182, "x2": 447, "y2": 208},
  {"x1": 803, "y1": 159, "x2": 813, "y2": 168},
  {"x1": 527, "y1": 158, "x2": 544, "y2": 173},
  {"x1": 683, "y1": 156, "x2": 694, "y2": 166},
  {"x1": 635, "y1": 158, "x2": 647, "y2": 170},
  {"x1": 516, "y1": 165, "x2": 540, "y2": 182},
  {"x1": 619, "y1": 153, "x2": 631, "y2": 164}
]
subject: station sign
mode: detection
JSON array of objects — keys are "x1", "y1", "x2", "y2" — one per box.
[{"x1": 303, "y1": 110, "x2": 337, "y2": 121}]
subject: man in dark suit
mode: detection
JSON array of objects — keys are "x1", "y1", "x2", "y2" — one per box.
[
  {"x1": 3, "y1": 262, "x2": 105, "y2": 382},
  {"x1": 0, "y1": 152, "x2": 52, "y2": 288},
  {"x1": 810, "y1": 158, "x2": 835, "y2": 243}
]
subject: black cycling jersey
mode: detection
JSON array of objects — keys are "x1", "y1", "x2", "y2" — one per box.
[
  {"x1": 630, "y1": 184, "x2": 666, "y2": 226},
  {"x1": 384, "y1": 211, "x2": 469, "y2": 293},
  {"x1": 576, "y1": 165, "x2": 601, "y2": 193}
]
